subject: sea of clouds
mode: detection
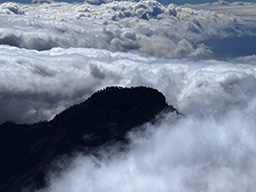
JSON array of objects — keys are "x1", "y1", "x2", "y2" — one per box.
[
  {"x1": 1, "y1": 0, "x2": 256, "y2": 191},
  {"x1": 4, "y1": 45, "x2": 255, "y2": 191},
  {"x1": 1, "y1": 46, "x2": 256, "y2": 124},
  {"x1": 0, "y1": 1, "x2": 256, "y2": 59}
]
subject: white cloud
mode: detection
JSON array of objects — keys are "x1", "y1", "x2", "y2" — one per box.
[
  {"x1": 229, "y1": 54, "x2": 256, "y2": 65},
  {"x1": 185, "y1": 1, "x2": 256, "y2": 22},
  {"x1": 0, "y1": 1, "x2": 255, "y2": 59},
  {"x1": 36, "y1": 101, "x2": 256, "y2": 192},
  {"x1": 0, "y1": 2, "x2": 24, "y2": 14},
  {"x1": 1, "y1": 1, "x2": 256, "y2": 191},
  {"x1": 1, "y1": 45, "x2": 256, "y2": 124}
]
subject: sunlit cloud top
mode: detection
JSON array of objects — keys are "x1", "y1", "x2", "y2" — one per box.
[{"x1": 0, "y1": 1, "x2": 255, "y2": 59}]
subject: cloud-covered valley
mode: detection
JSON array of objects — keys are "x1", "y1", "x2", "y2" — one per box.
[{"x1": 1, "y1": 1, "x2": 256, "y2": 191}]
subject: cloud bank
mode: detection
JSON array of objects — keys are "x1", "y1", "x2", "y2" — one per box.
[
  {"x1": 20, "y1": 48, "x2": 255, "y2": 192},
  {"x1": 1, "y1": 45, "x2": 256, "y2": 124},
  {"x1": 0, "y1": 1, "x2": 255, "y2": 59},
  {"x1": 184, "y1": 1, "x2": 256, "y2": 22}
]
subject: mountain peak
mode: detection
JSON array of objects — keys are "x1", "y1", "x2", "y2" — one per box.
[{"x1": 0, "y1": 86, "x2": 179, "y2": 192}]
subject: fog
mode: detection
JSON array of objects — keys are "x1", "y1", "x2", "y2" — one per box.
[{"x1": 37, "y1": 108, "x2": 256, "y2": 192}]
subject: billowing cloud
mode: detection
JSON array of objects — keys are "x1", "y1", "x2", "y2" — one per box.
[
  {"x1": 0, "y1": 2, "x2": 24, "y2": 14},
  {"x1": 36, "y1": 93, "x2": 256, "y2": 192},
  {"x1": 0, "y1": 1, "x2": 255, "y2": 59},
  {"x1": 1, "y1": 45, "x2": 256, "y2": 125},
  {"x1": 184, "y1": 1, "x2": 256, "y2": 21},
  {"x1": 230, "y1": 54, "x2": 256, "y2": 65},
  {"x1": 1, "y1": 1, "x2": 256, "y2": 191}
]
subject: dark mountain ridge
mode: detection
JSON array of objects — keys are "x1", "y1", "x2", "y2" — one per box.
[{"x1": 0, "y1": 86, "x2": 179, "y2": 192}]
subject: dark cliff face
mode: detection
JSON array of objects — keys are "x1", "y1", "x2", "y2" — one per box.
[{"x1": 0, "y1": 86, "x2": 179, "y2": 192}]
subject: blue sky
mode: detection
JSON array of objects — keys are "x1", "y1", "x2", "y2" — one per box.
[{"x1": 0, "y1": 0, "x2": 256, "y2": 5}]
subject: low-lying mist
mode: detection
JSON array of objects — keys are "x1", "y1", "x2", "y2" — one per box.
[{"x1": 36, "y1": 99, "x2": 256, "y2": 192}]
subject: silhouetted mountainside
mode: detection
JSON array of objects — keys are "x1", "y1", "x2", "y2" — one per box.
[{"x1": 0, "y1": 86, "x2": 179, "y2": 192}]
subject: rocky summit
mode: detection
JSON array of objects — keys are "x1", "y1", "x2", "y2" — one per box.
[{"x1": 0, "y1": 86, "x2": 179, "y2": 192}]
